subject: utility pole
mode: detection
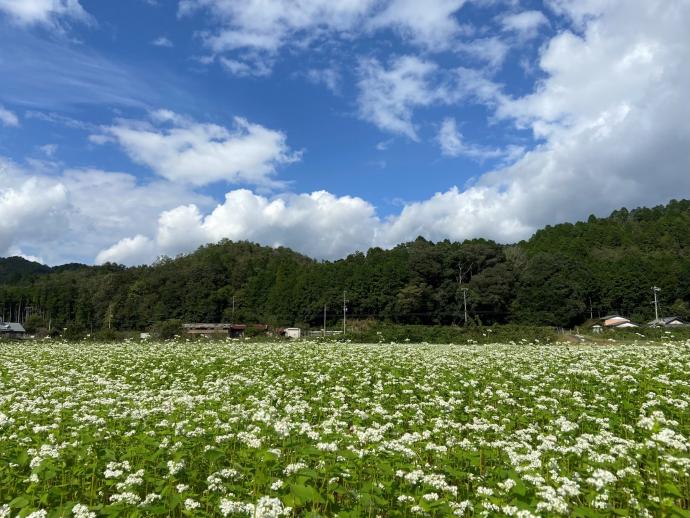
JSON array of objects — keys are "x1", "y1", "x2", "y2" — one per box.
[
  {"x1": 106, "y1": 303, "x2": 115, "y2": 329},
  {"x1": 342, "y1": 291, "x2": 348, "y2": 335},
  {"x1": 323, "y1": 304, "x2": 327, "y2": 337},
  {"x1": 461, "y1": 288, "x2": 469, "y2": 325},
  {"x1": 652, "y1": 286, "x2": 661, "y2": 321},
  {"x1": 458, "y1": 263, "x2": 473, "y2": 325},
  {"x1": 232, "y1": 295, "x2": 235, "y2": 323}
]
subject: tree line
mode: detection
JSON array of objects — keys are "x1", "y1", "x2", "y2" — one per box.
[{"x1": 1, "y1": 199, "x2": 689, "y2": 333}]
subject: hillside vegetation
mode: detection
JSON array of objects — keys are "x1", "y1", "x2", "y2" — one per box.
[{"x1": 1, "y1": 200, "x2": 688, "y2": 331}]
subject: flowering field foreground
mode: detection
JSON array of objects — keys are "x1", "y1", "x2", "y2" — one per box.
[{"x1": 1, "y1": 341, "x2": 689, "y2": 517}]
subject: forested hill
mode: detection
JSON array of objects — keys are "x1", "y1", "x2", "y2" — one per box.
[{"x1": 2, "y1": 199, "x2": 689, "y2": 331}]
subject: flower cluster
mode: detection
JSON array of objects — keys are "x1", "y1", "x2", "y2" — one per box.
[{"x1": 0, "y1": 339, "x2": 688, "y2": 515}]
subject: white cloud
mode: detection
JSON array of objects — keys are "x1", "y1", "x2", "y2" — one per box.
[
  {"x1": 0, "y1": 163, "x2": 69, "y2": 257},
  {"x1": 39, "y1": 144, "x2": 57, "y2": 156},
  {"x1": 368, "y1": 0, "x2": 467, "y2": 50},
  {"x1": 93, "y1": 110, "x2": 300, "y2": 187},
  {"x1": 356, "y1": 56, "x2": 450, "y2": 140},
  {"x1": 0, "y1": 105, "x2": 19, "y2": 127},
  {"x1": 355, "y1": 58, "x2": 513, "y2": 140},
  {"x1": 305, "y1": 67, "x2": 341, "y2": 94},
  {"x1": 501, "y1": 10, "x2": 549, "y2": 39},
  {"x1": 151, "y1": 36, "x2": 173, "y2": 47},
  {"x1": 179, "y1": 0, "x2": 377, "y2": 54},
  {"x1": 97, "y1": 189, "x2": 382, "y2": 264},
  {"x1": 180, "y1": 0, "x2": 468, "y2": 73},
  {"x1": 95, "y1": 235, "x2": 155, "y2": 266},
  {"x1": 454, "y1": 37, "x2": 509, "y2": 68},
  {"x1": 437, "y1": 117, "x2": 506, "y2": 160},
  {"x1": 219, "y1": 57, "x2": 272, "y2": 77},
  {"x1": 0, "y1": 0, "x2": 91, "y2": 28},
  {"x1": 496, "y1": 1, "x2": 688, "y2": 140},
  {"x1": 0, "y1": 158, "x2": 212, "y2": 264}
]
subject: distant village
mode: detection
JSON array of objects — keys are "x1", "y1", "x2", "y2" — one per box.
[{"x1": 1, "y1": 314, "x2": 686, "y2": 340}]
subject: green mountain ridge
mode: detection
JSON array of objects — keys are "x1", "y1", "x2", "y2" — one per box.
[{"x1": 2, "y1": 199, "x2": 689, "y2": 330}]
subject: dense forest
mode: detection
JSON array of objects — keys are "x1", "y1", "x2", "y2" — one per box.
[{"x1": 1, "y1": 199, "x2": 689, "y2": 333}]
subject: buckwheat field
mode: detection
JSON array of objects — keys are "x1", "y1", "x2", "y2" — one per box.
[{"x1": 1, "y1": 341, "x2": 689, "y2": 517}]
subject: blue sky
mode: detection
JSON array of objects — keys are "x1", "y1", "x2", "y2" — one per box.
[{"x1": 1, "y1": 0, "x2": 688, "y2": 265}]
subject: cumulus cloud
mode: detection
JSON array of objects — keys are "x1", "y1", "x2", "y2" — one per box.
[
  {"x1": 96, "y1": 189, "x2": 382, "y2": 264},
  {"x1": 0, "y1": 0, "x2": 91, "y2": 28},
  {"x1": 0, "y1": 158, "x2": 212, "y2": 264},
  {"x1": 95, "y1": 235, "x2": 156, "y2": 266},
  {"x1": 0, "y1": 105, "x2": 19, "y2": 127},
  {"x1": 92, "y1": 110, "x2": 300, "y2": 187},
  {"x1": 0, "y1": 163, "x2": 69, "y2": 257}
]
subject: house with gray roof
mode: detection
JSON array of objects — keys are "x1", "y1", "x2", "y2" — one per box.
[
  {"x1": 646, "y1": 316, "x2": 686, "y2": 327},
  {"x1": 0, "y1": 321, "x2": 26, "y2": 338}
]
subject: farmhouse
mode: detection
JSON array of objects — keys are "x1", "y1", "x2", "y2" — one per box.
[
  {"x1": 602, "y1": 315, "x2": 639, "y2": 329},
  {"x1": 646, "y1": 316, "x2": 686, "y2": 327},
  {"x1": 0, "y1": 321, "x2": 26, "y2": 338}
]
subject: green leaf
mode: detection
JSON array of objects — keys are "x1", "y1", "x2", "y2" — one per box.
[
  {"x1": 572, "y1": 507, "x2": 602, "y2": 518},
  {"x1": 9, "y1": 496, "x2": 30, "y2": 509},
  {"x1": 663, "y1": 482, "x2": 683, "y2": 498},
  {"x1": 292, "y1": 484, "x2": 324, "y2": 504}
]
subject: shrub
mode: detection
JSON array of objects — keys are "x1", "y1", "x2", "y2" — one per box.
[{"x1": 153, "y1": 319, "x2": 183, "y2": 339}]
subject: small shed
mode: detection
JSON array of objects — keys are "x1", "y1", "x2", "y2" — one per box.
[
  {"x1": 0, "y1": 322, "x2": 26, "y2": 339},
  {"x1": 183, "y1": 323, "x2": 235, "y2": 337},
  {"x1": 284, "y1": 327, "x2": 301, "y2": 339}
]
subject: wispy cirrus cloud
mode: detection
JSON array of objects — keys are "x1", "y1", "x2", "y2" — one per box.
[
  {"x1": 356, "y1": 56, "x2": 449, "y2": 140},
  {"x1": 0, "y1": 29, "x2": 160, "y2": 110}
]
